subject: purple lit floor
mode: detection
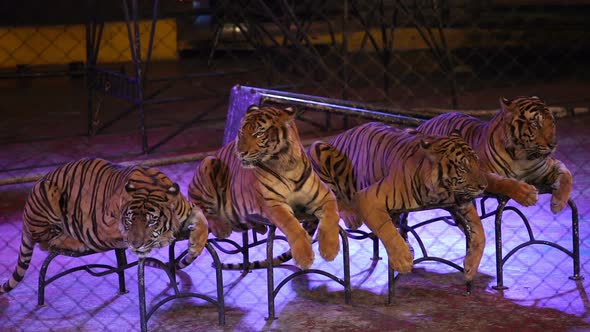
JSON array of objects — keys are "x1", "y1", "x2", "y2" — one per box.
[{"x1": 0, "y1": 69, "x2": 589, "y2": 331}]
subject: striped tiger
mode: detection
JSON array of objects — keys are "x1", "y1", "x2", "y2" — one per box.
[
  {"x1": 184, "y1": 105, "x2": 341, "y2": 270},
  {"x1": 309, "y1": 123, "x2": 487, "y2": 280},
  {"x1": 417, "y1": 96, "x2": 570, "y2": 213},
  {"x1": 1, "y1": 158, "x2": 208, "y2": 294}
]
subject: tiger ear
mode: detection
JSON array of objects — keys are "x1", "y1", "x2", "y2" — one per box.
[
  {"x1": 246, "y1": 105, "x2": 260, "y2": 114},
  {"x1": 499, "y1": 97, "x2": 515, "y2": 113},
  {"x1": 279, "y1": 106, "x2": 296, "y2": 123},
  {"x1": 168, "y1": 183, "x2": 180, "y2": 196},
  {"x1": 420, "y1": 139, "x2": 440, "y2": 163},
  {"x1": 450, "y1": 129, "x2": 462, "y2": 138},
  {"x1": 420, "y1": 138, "x2": 432, "y2": 150},
  {"x1": 125, "y1": 181, "x2": 136, "y2": 193}
]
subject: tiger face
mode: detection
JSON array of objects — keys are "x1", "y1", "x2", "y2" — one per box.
[
  {"x1": 236, "y1": 105, "x2": 295, "y2": 168},
  {"x1": 501, "y1": 96, "x2": 556, "y2": 161},
  {"x1": 120, "y1": 172, "x2": 181, "y2": 257},
  {"x1": 422, "y1": 132, "x2": 487, "y2": 203}
]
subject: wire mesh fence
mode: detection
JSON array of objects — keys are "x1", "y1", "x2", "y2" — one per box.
[{"x1": 0, "y1": 1, "x2": 589, "y2": 331}]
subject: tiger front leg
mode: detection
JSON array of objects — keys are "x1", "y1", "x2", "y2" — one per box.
[
  {"x1": 548, "y1": 160, "x2": 573, "y2": 214},
  {"x1": 355, "y1": 187, "x2": 413, "y2": 273},
  {"x1": 485, "y1": 172, "x2": 538, "y2": 207},
  {"x1": 313, "y1": 194, "x2": 341, "y2": 262},
  {"x1": 265, "y1": 204, "x2": 314, "y2": 270},
  {"x1": 451, "y1": 204, "x2": 485, "y2": 282}
]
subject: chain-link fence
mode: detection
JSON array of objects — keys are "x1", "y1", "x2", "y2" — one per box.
[{"x1": 1, "y1": 1, "x2": 589, "y2": 331}]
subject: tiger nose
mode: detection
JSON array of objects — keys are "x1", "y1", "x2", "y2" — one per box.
[{"x1": 130, "y1": 238, "x2": 142, "y2": 249}]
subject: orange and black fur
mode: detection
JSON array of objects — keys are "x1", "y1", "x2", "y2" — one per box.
[
  {"x1": 309, "y1": 123, "x2": 487, "y2": 280},
  {"x1": 417, "y1": 96, "x2": 570, "y2": 213},
  {"x1": 1, "y1": 158, "x2": 208, "y2": 294},
  {"x1": 185, "y1": 105, "x2": 340, "y2": 270}
]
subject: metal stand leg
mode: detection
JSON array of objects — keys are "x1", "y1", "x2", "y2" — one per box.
[
  {"x1": 265, "y1": 227, "x2": 277, "y2": 321},
  {"x1": 138, "y1": 258, "x2": 148, "y2": 332},
  {"x1": 340, "y1": 227, "x2": 352, "y2": 305},
  {"x1": 568, "y1": 199, "x2": 583, "y2": 281},
  {"x1": 168, "y1": 241, "x2": 178, "y2": 284},
  {"x1": 37, "y1": 252, "x2": 59, "y2": 306},
  {"x1": 387, "y1": 260, "x2": 395, "y2": 305},
  {"x1": 206, "y1": 242, "x2": 226, "y2": 325},
  {"x1": 371, "y1": 234, "x2": 381, "y2": 261},
  {"x1": 492, "y1": 198, "x2": 508, "y2": 290},
  {"x1": 115, "y1": 249, "x2": 129, "y2": 294},
  {"x1": 242, "y1": 231, "x2": 251, "y2": 272}
]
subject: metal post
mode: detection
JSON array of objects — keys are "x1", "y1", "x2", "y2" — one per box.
[
  {"x1": 138, "y1": 258, "x2": 148, "y2": 332},
  {"x1": 266, "y1": 227, "x2": 277, "y2": 320},
  {"x1": 37, "y1": 252, "x2": 59, "y2": 306},
  {"x1": 569, "y1": 199, "x2": 583, "y2": 280},
  {"x1": 115, "y1": 249, "x2": 129, "y2": 294},
  {"x1": 492, "y1": 198, "x2": 508, "y2": 290}
]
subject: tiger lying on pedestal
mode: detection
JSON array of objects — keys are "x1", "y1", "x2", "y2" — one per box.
[
  {"x1": 417, "y1": 96, "x2": 570, "y2": 213},
  {"x1": 309, "y1": 123, "x2": 487, "y2": 281},
  {"x1": 0, "y1": 158, "x2": 208, "y2": 294},
  {"x1": 183, "y1": 105, "x2": 340, "y2": 270}
]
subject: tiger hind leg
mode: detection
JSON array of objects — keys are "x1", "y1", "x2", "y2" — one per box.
[
  {"x1": 44, "y1": 233, "x2": 89, "y2": 253},
  {"x1": 188, "y1": 156, "x2": 233, "y2": 238},
  {"x1": 308, "y1": 141, "x2": 357, "y2": 205}
]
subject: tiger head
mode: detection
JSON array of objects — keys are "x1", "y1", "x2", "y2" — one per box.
[
  {"x1": 500, "y1": 96, "x2": 556, "y2": 161},
  {"x1": 419, "y1": 131, "x2": 487, "y2": 204},
  {"x1": 120, "y1": 168, "x2": 183, "y2": 257},
  {"x1": 236, "y1": 105, "x2": 297, "y2": 168}
]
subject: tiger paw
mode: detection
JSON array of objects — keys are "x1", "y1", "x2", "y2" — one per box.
[
  {"x1": 209, "y1": 218, "x2": 233, "y2": 239},
  {"x1": 318, "y1": 227, "x2": 340, "y2": 262},
  {"x1": 389, "y1": 245, "x2": 414, "y2": 274},
  {"x1": 512, "y1": 182, "x2": 538, "y2": 207},
  {"x1": 341, "y1": 211, "x2": 363, "y2": 230},
  {"x1": 550, "y1": 194, "x2": 569, "y2": 214},
  {"x1": 291, "y1": 241, "x2": 315, "y2": 270}
]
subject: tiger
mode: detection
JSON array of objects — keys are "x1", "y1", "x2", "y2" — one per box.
[
  {"x1": 309, "y1": 123, "x2": 487, "y2": 281},
  {"x1": 1, "y1": 158, "x2": 208, "y2": 294},
  {"x1": 182, "y1": 105, "x2": 341, "y2": 271},
  {"x1": 417, "y1": 96, "x2": 571, "y2": 213}
]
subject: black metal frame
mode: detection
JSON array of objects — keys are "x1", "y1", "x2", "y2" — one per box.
[
  {"x1": 205, "y1": 221, "x2": 351, "y2": 321},
  {"x1": 346, "y1": 193, "x2": 583, "y2": 303},
  {"x1": 36, "y1": 241, "x2": 225, "y2": 332},
  {"x1": 264, "y1": 226, "x2": 351, "y2": 320},
  {"x1": 479, "y1": 195, "x2": 583, "y2": 290},
  {"x1": 343, "y1": 204, "x2": 470, "y2": 305}
]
